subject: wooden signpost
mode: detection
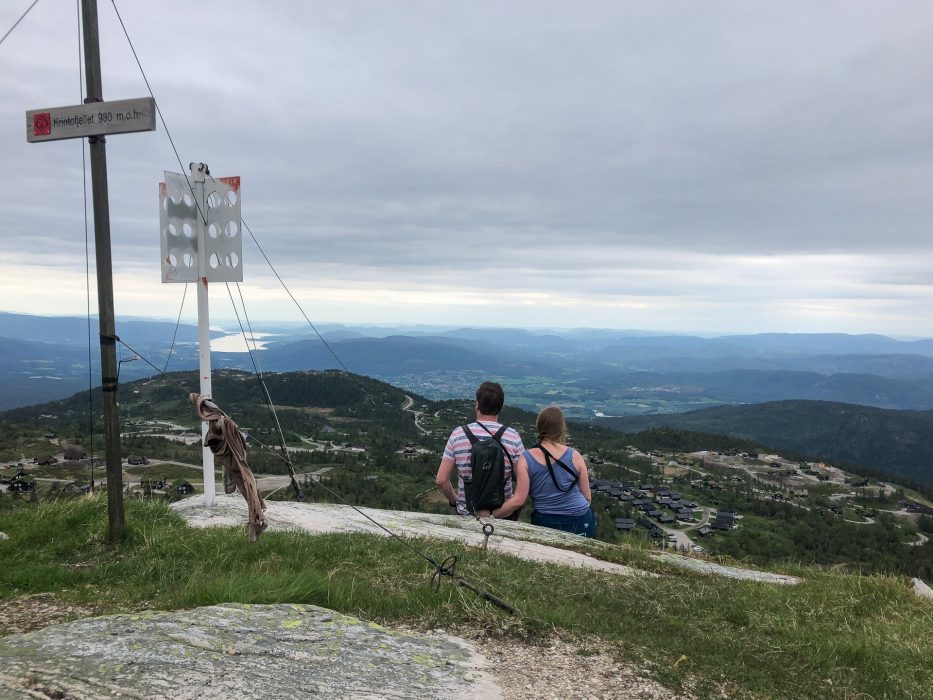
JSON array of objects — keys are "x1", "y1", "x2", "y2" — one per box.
[{"x1": 26, "y1": 0, "x2": 157, "y2": 542}]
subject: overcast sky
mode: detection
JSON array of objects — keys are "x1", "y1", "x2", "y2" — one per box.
[{"x1": 2, "y1": 1, "x2": 933, "y2": 335}]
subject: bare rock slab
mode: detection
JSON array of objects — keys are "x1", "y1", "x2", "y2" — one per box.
[
  {"x1": 651, "y1": 552, "x2": 800, "y2": 585},
  {"x1": 173, "y1": 496, "x2": 800, "y2": 585},
  {"x1": 0, "y1": 603, "x2": 501, "y2": 699},
  {"x1": 913, "y1": 577, "x2": 933, "y2": 601},
  {"x1": 174, "y1": 495, "x2": 647, "y2": 577}
]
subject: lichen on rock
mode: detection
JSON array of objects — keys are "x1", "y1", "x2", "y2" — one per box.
[{"x1": 0, "y1": 603, "x2": 501, "y2": 699}]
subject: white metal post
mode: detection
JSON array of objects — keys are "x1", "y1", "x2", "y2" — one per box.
[
  {"x1": 192, "y1": 163, "x2": 216, "y2": 507},
  {"x1": 160, "y1": 164, "x2": 240, "y2": 507}
]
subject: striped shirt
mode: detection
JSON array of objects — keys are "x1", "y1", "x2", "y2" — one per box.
[{"x1": 443, "y1": 420, "x2": 525, "y2": 515}]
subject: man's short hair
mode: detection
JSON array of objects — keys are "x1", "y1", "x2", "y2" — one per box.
[{"x1": 476, "y1": 381, "x2": 505, "y2": 415}]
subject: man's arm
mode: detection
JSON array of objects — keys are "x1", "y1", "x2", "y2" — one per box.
[
  {"x1": 435, "y1": 457, "x2": 459, "y2": 507},
  {"x1": 492, "y1": 454, "x2": 529, "y2": 518}
]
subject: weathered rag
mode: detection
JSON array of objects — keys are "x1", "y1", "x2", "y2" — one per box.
[{"x1": 190, "y1": 393, "x2": 267, "y2": 541}]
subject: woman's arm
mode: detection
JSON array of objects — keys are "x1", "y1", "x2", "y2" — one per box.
[{"x1": 573, "y1": 451, "x2": 592, "y2": 502}]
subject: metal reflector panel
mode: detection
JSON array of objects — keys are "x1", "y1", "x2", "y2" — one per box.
[
  {"x1": 203, "y1": 176, "x2": 243, "y2": 282},
  {"x1": 159, "y1": 171, "x2": 242, "y2": 283},
  {"x1": 159, "y1": 171, "x2": 199, "y2": 282}
]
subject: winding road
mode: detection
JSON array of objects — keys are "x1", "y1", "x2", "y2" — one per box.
[{"x1": 402, "y1": 395, "x2": 431, "y2": 435}]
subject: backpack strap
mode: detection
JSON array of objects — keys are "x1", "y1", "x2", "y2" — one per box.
[
  {"x1": 535, "y1": 443, "x2": 579, "y2": 493},
  {"x1": 476, "y1": 422, "x2": 514, "y2": 468},
  {"x1": 461, "y1": 424, "x2": 478, "y2": 446}
]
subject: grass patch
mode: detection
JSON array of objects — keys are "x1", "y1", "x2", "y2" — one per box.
[
  {"x1": 1, "y1": 495, "x2": 931, "y2": 699},
  {"x1": 125, "y1": 462, "x2": 205, "y2": 481}
]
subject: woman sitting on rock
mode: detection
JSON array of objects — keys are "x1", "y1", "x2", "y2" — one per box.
[{"x1": 524, "y1": 406, "x2": 595, "y2": 537}]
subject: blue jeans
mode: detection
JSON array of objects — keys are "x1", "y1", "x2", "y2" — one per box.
[{"x1": 531, "y1": 508, "x2": 597, "y2": 537}]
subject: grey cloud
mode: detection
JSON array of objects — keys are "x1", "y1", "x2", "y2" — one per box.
[{"x1": 3, "y1": 1, "x2": 933, "y2": 331}]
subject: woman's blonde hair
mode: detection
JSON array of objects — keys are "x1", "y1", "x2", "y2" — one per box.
[{"x1": 536, "y1": 405, "x2": 566, "y2": 444}]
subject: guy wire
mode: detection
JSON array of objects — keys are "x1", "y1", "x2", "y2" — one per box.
[
  {"x1": 112, "y1": 337, "x2": 517, "y2": 613},
  {"x1": 162, "y1": 284, "x2": 188, "y2": 373},
  {"x1": 109, "y1": 0, "x2": 377, "y2": 412},
  {"x1": 103, "y1": 0, "x2": 516, "y2": 614},
  {"x1": 224, "y1": 281, "x2": 303, "y2": 500},
  {"x1": 0, "y1": 0, "x2": 40, "y2": 48},
  {"x1": 239, "y1": 216, "x2": 376, "y2": 407},
  {"x1": 110, "y1": 0, "x2": 376, "y2": 424},
  {"x1": 109, "y1": 0, "x2": 206, "y2": 225},
  {"x1": 77, "y1": 0, "x2": 95, "y2": 487}
]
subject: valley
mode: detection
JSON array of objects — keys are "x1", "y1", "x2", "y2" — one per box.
[{"x1": 2, "y1": 368, "x2": 930, "y2": 582}]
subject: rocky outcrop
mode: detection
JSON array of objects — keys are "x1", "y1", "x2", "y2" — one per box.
[
  {"x1": 0, "y1": 603, "x2": 501, "y2": 699},
  {"x1": 651, "y1": 552, "x2": 800, "y2": 585},
  {"x1": 174, "y1": 495, "x2": 647, "y2": 577},
  {"x1": 914, "y1": 577, "x2": 933, "y2": 601},
  {"x1": 173, "y1": 495, "x2": 801, "y2": 585}
]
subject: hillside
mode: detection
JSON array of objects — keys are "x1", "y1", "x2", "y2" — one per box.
[
  {"x1": 601, "y1": 400, "x2": 933, "y2": 486},
  {"x1": 1, "y1": 495, "x2": 932, "y2": 699},
  {"x1": 2, "y1": 369, "x2": 931, "y2": 579}
]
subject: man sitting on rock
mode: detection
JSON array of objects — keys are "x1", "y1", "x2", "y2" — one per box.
[{"x1": 435, "y1": 381, "x2": 528, "y2": 520}]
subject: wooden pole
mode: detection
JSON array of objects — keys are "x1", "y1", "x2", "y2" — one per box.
[{"x1": 82, "y1": 0, "x2": 124, "y2": 542}]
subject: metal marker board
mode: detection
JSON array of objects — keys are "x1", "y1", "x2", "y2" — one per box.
[
  {"x1": 26, "y1": 97, "x2": 156, "y2": 143},
  {"x1": 159, "y1": 170, "x2": 243, "y2": 283}
]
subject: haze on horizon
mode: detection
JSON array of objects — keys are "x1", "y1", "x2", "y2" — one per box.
[{"x1": 2, "y1": 1, "x2": 932, "y2": 336}]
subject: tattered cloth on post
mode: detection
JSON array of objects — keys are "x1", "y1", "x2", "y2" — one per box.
[{"x1": 191, "y1": 393, "x2": 267, "y2": 541}]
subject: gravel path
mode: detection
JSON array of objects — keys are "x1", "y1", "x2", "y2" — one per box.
[
  {"x1": 460, "y1": 632, "x2": 695, "y2": 700},
  {"x1": 0, "y1": 593, "x2": 99, "y2": 637}
]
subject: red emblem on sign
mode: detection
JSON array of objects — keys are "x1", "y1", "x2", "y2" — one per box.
[{"x1": 33, "y1": 113, "x2": 51, "y2": 136}]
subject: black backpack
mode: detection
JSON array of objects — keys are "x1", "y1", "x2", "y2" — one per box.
[{"x1": 461, "y1": 423, "x2": 514, "y2": 514}]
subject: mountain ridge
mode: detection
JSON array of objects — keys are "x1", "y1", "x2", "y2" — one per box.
[{"x1": 600, "y1": 399, "x2": 933, "y2": 486}]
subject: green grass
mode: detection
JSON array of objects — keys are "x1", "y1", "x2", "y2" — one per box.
[
  {"x1": 7, "y1": 463, "x2": 90, "y2": 480},
  {"x1": 125, "y1": 462, "x2": 205, "y2": 481},
  {"x1": 1, "y1": 496, "x2": 931, "y2": 699}
]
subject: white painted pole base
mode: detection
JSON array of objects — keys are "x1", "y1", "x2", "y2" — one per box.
[{"x1": 197, "y1": 274, "x2": 216, "y2": 507}]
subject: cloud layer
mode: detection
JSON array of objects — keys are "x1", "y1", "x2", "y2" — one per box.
[{"x1": 2, "y1": 1, "x2": 933, "y2": 333}]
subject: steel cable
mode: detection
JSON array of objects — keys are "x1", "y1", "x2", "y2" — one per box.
[{"x1": 112, "y1": 337, "x2": 516, "y2": 613}]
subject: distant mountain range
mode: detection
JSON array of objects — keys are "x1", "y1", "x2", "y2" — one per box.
[
  {"x1": 601, "y1": 400, "x2": 933, "y2": 487},
  {"x1": 572, "y1": 368, "x2": 933, "y2": 409},
  {"x1": 3, "y1": 312, "x2": 933, "y2": 417},
  {"x1": 256, "y1": 335, "x2": 545, "y2": 376},
  {"x1": 0, "y1": 312, "x2": 210, "y2": 409}
]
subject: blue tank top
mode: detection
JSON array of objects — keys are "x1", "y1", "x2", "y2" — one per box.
[{"x1": 524, "y1": 447, "x2": 590, "y2": 517}]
